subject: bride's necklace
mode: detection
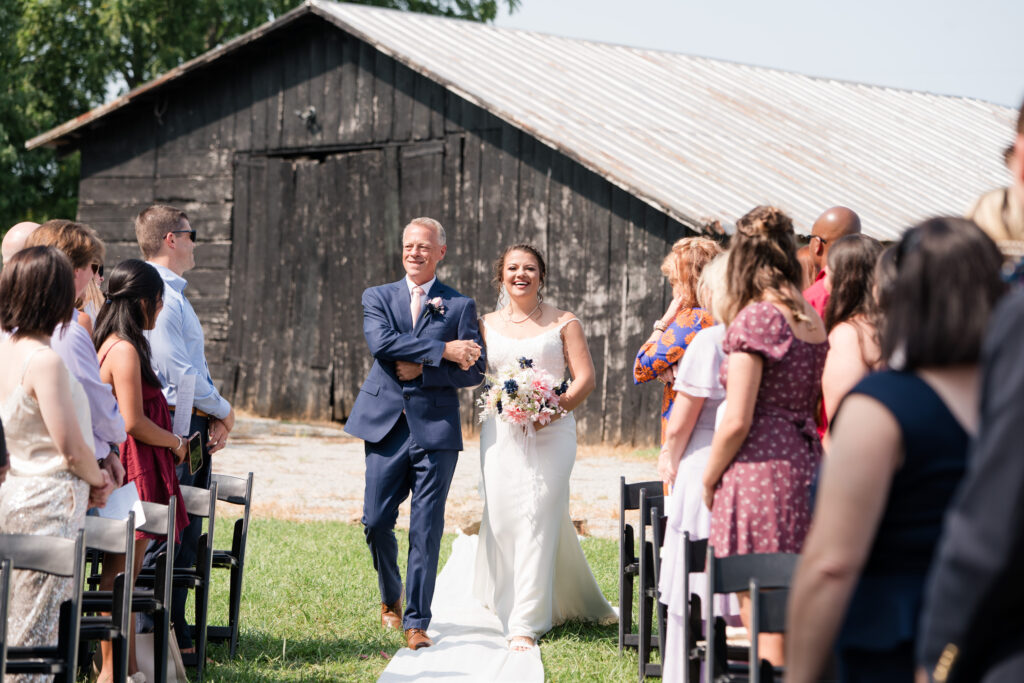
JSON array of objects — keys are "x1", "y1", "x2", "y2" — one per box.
[{"x1": 505, "y1": 302, "x2": 541, "y2": 324}]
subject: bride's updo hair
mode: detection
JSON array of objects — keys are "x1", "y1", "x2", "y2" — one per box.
[
  {"x1": 724, "y1": 205, "x2": 806, "y2": 325},
  {"x1": 492, "y1": 244, "x2": 547, "y2": 298}
]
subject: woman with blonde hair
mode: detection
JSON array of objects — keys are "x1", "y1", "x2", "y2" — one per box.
[
  {"x1": 634, "y1": 237, "x2": 722, "y2": 441},
  {"x1": 703, "y1": 205, "x2": 829, "y2": 665},
  {"x1": 658, "y1": 251, "x2": 740, "y2": 681}
]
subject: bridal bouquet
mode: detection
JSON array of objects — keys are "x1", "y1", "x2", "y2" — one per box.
[{"x1": 477, "y1": 357, "x2": 570, "y2": 427}]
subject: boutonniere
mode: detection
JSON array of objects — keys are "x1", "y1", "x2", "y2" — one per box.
[{"x1": 425, "y1": 297, "x2": 446, "y2": 316}]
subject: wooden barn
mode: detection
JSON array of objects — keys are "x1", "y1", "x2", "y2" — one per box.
[{"x1": 28, "y1": 1, "x2": 1016, "y2": 444}]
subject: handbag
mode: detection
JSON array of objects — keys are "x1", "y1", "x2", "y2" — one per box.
[{"x1": 135, "y1": 630, "x2": 189, "y2": 683}]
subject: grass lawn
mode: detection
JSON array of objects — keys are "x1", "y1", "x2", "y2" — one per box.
[{"x1": 199, "y1": 518, "x2": 645, "y2": 681}]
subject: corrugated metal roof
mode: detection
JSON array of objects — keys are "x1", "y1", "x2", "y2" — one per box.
[{"x1": 29, "y1": 0, "x2": 1018, "y2": 241}]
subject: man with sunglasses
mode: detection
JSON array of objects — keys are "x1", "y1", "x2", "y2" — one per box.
[
  {"x1": 136, "y1": 204, "x2": 234, "y2": 654},
  {"x1": 803, "y1": 205, "x2": 862, "y2": 318}
]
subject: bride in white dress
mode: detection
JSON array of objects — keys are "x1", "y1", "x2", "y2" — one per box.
[{"x1": 474, "y1": 244, "x2": 616, "y2": 652}]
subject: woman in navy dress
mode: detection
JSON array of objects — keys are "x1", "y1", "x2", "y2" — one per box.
[{"x1": 786, "y1": 217, "x2": 1007, "y2": 682}]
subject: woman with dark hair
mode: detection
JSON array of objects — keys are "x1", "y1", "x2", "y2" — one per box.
[
  {"x1": 787, "y1": 218, "x2": 1006, "y2": 682},
  {"x1": 0, "y1": 246, "x2": 113, "y2": 682},
  {"x1": 94, "y1": 259, "x2": 188, "y2": 683},
  {"x1": 820, "y1": 235, "x2": 884, "y2": 443},
  {"x1": 702, "y1": 205, "x2": 829, "y2": 665},
  {"x1": 471, "y1": 243, "x2": 615, "y2": 652}
]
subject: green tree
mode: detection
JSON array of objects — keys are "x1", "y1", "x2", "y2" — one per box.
[{"x1": 1, "y1": 0, "x2": 519, "y2": 231}]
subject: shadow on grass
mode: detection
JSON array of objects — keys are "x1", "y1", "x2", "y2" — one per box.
[{"x1": 545, "y1": 619, "x2": 620, "y2": 644}]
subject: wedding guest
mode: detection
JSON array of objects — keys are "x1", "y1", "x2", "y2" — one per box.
[
  {"x1": 967, "y1": 100, "x2": 1023, "y2": 244},
  {"x1": 786, "y1": 218, "x2": 1005, "y2": 683},
  {"x1": 26, "y1": 220, "x2": 127, "y2": 489},
  {"x1": 95, "y1": 259, "x2": 189, "y2": 683},
  {"x1": 1, "y1": 220, "x2": 40, "y2": 266},
  {"x1": 0, "y1": 246, "x2": 114, "y2": 680},
  {"x1": 634, "y1": 237, "x2": 721, "y2": 440},
  {"x1": 136, "y1": 204, "x2": 234, "y2": 653},
  {"x1": 658, "y1": 252, "x2": 739, "y2": 682},
  {"x1": 78, "y1": 265, "x2": 105, "y2": 332},
  {"x1": 803, "y1": 207, "x2": 862, "y2": 318},
  {"x1": 703, "y1": 205, "x2": 828, "y2": 666},
  {"x1": 820, "y1": 235, "x2": 884, "y2": 448}
]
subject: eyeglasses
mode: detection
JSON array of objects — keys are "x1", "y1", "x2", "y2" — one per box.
[
  {"x1": 167, "y1": 229, "x2": 197, "y2": 242},
  {"x1": 811, "y1": 234, "x2": 828, "y2": 246},
  {"x1": 90, "y1": 263, "x2": 104, "y2": 277}
]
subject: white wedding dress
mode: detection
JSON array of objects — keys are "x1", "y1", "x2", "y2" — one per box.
[
  {"x1": 378, "y1": 318, "x2": 614, "y2": 682},
  {"x1": 474, "y1": 318, "x2": 616, "y2": 640}
]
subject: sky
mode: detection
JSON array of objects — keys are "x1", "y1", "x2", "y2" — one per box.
[{"x1": 494, "y1": 0, "x2": 1024, "y2": 108}]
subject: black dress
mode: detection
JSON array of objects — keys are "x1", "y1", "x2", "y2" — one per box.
[{"x1": 833, "y1": 370, "x2": 968, "y2": 682}]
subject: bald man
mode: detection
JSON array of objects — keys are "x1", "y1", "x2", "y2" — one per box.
[
  {"x1": 1, "y1": 221, "x2": 41, "y2": 265},
  {"x1": 803, "y1": 206, "x2": 862, "y2": 317}
]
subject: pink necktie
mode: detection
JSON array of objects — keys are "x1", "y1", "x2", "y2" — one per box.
[{"x1": 410, "y1": 285, "x2": 425, "y2": 325}]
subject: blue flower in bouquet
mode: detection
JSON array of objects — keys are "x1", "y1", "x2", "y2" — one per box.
[
  {"x1": 496, "y1": 398, "x2": 503, "y2": 414},
  {"x1": 554, "y1": 380, "x2": 569, "y2": 396},
  {"x1": 503, "y1": 379, "x2": 519, "y2": 397},
  {"x1": 517, "y1": 357, "x2": 534, "y2": 369}
]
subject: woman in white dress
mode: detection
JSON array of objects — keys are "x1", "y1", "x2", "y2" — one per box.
[
  {"x1": 657, "y1": 253, "x2": 739, "y2": 682},
  {"x1": 474, "y1": 244, "x2": 616, "y2": 652}
]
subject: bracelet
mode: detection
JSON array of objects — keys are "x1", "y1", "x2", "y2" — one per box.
[
  {"x1": 174, "y1": 434, "x2": 183, "y2": 451},
  {"x1": 652, "y1": 320, "x2": 668, "y2": 333}
]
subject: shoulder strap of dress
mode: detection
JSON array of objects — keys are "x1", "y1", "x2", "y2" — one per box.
[
  {"x1": 19, "y1": 345, "x2": 50, "y2": 384},
  {"x1": 557, "y1": 317, "x2": 581, "y2": 332},
  {"x1": 98, "y1": 339, "x2": 128, "y2": 368}
]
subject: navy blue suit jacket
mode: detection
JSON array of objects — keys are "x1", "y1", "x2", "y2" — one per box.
[{"x1": 344, "y1": 278, "x2": 485, "y2": 451}]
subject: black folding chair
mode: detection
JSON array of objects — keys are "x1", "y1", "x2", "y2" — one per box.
[
  {"x1": 137, "y1": 483, "x2": 218, "y2": 682},
  {"x1": 748, "y1": 579, "x2": 790, "y2": 683},
  {"x1": 87, "y1": 499, "x2": 177, "y2": 683},
  {"x1": 0, "y1": 528, "x2": 87, "y2": 683},
  {"x1": 208, "y1": 472, "x2": 253, "y2": 658},
  {"x1": 637, "y1": 489, "x2": 664, "y2": 679},
  {"x1": 79, "y1": 511, "x2": 136, "y2": 683},
  {"x1": 0, "y1": 557, "x2": 11, "y2": 678},
  {"x1": 619, "y1": 477, "x2": 663, "y2": 653},
  {"x1": 704, "y1": 547, "x2": 798, "y2": 683},
  {"x1": 680, "y1": 532, "x2": 708, "y2": 683}
]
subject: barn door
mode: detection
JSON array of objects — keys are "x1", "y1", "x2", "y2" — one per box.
[{"x1": 227, "y1": 141, "x2": 445, "y2": 423}]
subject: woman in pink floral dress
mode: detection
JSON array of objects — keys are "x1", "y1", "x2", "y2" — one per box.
[{"x1": 702, "y1": 206, "x2": 829, "y2": 666}]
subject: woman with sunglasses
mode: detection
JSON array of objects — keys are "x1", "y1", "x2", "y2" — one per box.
[
  {"x1": 94, "y1": 259, "x2": 189, "y2": 683},
  {"x1": 27, "y1": 220, "x2": 128, "y2": 491},
  {"x1": 787, "y1": 218, "x2": 1006, "y2": 682}
]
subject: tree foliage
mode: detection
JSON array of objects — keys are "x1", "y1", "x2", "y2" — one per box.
[{"x1": 1, "y1": 0, "x2": 518, "y2": 230}]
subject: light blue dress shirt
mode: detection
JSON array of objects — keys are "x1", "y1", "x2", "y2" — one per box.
[{"x1": 145, "y1": 262, "x2": 231, "y2": 419}]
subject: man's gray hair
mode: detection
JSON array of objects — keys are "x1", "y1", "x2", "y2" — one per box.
[{"x1": 404, "y1": 217, "x2": 446, "y2": 246}]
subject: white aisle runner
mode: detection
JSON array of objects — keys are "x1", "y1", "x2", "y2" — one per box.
[{"x1": 378, "y1": 533, "x2": 544, "y2": 682}]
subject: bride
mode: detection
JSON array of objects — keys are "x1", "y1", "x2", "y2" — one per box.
[{"x1": 474, "y1": 244, "x2": 616, "y2": 652}]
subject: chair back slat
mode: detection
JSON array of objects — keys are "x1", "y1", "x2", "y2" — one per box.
[
  {"x1": 623, "y1": 480, "x2": 663, "y2": 510},
  {"x1": 0, "y1": 533, "x2": 79, "y2": 576},
  {"x1": 84, "y1": 512, "x2": 135, "y2": 554},
  {"x1": 137, "y1": 501, "x2": 172, "y2": 536},
  {"x1": 752, "y1": 581, "x2": 789, "y2": 633},
  {"x1": 180, "y1": 484, "x2": 216, "y2": 517},
  {"x1": 687, "y1": 537, "x2": 708, "y2": 573},
  {"x1": 710, "y1": 551, "x2": 798, "y2": 594},
  {"x1": 210, "y1": 473, "x2": 247, "y2": 502}
]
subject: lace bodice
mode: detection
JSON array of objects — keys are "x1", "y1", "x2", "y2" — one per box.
[{"x1": 482, "y1": 318, "x2": 577, "y2": 380}]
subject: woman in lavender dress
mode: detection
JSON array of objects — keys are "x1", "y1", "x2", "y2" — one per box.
[{"x1": 703, "y1": 206, "x2": 828, "y2": 666}]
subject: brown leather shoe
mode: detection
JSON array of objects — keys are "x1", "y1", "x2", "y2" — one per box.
[
  {"x1": 405, "y1": 628, "x2": 434, "y2": 650},
  {"x1": 381, "y1": 599, "x2": 402, "y2": 629}
]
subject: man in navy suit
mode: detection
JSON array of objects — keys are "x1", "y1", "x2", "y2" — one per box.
[{"x1": 345, "y1": 217, "x2": 485, "y2": 650}]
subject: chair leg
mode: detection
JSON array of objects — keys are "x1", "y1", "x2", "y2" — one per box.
[
  {"x1": 638, "y1": 591, "x2": 652, "y2": 681},
  {"x1": 227, "y1": 563, "x2": 241, "y2": 658}
]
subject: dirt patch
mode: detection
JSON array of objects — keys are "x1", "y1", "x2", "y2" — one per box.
[{"x1": 211, "y1": 414, "x2": 658, "y2": 539}]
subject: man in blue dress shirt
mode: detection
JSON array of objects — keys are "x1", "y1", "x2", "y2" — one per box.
[{"x1": 136, "y1": 204, "x2": 235, "y2": 653}]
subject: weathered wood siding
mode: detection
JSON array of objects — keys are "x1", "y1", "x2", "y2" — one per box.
[{"x1": 74, "y1": 15, "x2": 691, "y2": 445}]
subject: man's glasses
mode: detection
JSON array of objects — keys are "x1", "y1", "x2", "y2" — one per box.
[
  {"x1": 811, "y1": 234, "x2": 828, "y2": 246},
  {"x1": 167, "y1": 229, "x2": 197, "y2": 242},
  {"x1": 90, "y1": 263, "x2": 104, "y2": 277}
]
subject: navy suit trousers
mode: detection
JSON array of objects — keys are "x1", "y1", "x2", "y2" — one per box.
[{"x1": 362, "y1": 413, "x2": 458, "y2": 631}]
